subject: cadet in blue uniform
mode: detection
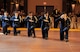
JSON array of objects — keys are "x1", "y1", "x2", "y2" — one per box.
[
  {"x1": 2, "y1": 11, "x2": 10, "y2": 35},
  {"x1": 25, "y1": 12, "x2": 37, "y2": 38},
  {"x1": 39, "y1": 12, "x2": 50, "y2": 40},
  {"x1": 56, "y1": 13, "x2": 70, "y2": 42},
  {"x1": 10, "y1": 11, "x2": 21, "y2": 36}
]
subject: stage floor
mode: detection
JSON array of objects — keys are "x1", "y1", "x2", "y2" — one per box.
[{"x1": 0, "y1": 29, "x2": 80, "y2": 52}]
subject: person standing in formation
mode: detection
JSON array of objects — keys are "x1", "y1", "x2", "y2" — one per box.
[
  {"x1": 55, "y1": 13, "x2": 71, "y2": 42},
  {"x1": 10, "y1": 11, "x2": 21, "y2": 36},
  {"x1": 39, "y1": 12, "x2": 50, "y2": 40},
  {"x1": 2, "y1": 11, "x2": 10, "y2": 35},
  {"x1": 25, "y1": 12, "x2": 37, "y2": 38}
]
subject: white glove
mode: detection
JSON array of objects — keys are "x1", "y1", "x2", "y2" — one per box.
[
  {"x1": 5, "y1": 18, "x2": 9, "y2": 20},
  {"x1": 44, "y1": 20, "x2": 49, "y2": 22},
  {"x1": 14, "y1": 19, "x2": 19, "y2": 21}
]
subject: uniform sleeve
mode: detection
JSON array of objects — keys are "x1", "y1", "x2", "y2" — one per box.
[
  {"x1": 24, "y1": 16, "x2": 29, "y2": 22},
  {"x1": 10, "y1": 16, "x2": 14, "y2": 21},
  {"x1": 39, "y1": 16, "x2": 43, "y2": 21},
  {"x1": 1, "y1": 16, "x2": 5, "y2": 20},
  {"x1": 55, "y1": 17, "x2": 61, "y2": 22}
]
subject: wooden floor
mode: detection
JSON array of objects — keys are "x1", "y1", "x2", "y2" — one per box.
[{"x1": 0, "y1": 29, "x2": 80, "y2": 52}]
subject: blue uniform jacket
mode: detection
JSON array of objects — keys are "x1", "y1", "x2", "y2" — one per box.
[
  {"x1": 10, "y1": 16, "x2": 20, "y2": 27},
  {"x1": 25, "y1": 16, "x2": 36, "y2": 29},
  {"x1": 2, "y1": 15, "x2": 10, "y2": 27},
  {"x1": 55, "y1": 17, "x2": 70, "y2": 31},
  {"x1": 39, "y1": 16, "x2": 50, "y2": 29}
]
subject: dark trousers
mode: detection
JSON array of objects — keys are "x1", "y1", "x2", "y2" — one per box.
[
  {"x1": 60, "y1": 30, "x2": 64, "y2": 40},
  {"x1": 60, "y1": 29, "x2": 68, "y2": 40},
  {"x1": 28, "y1": 28, "x2": 35, "y2": 37},
  {"x1": 64, "y1": 30, "x2": 68, "y2": 39},
  {"x1": 54, "y1": 21, "x2": 59, "y2": 28},
  {"x1": 13, "y1": 27, "x2": 20, "y2": 35},
  {"x1": 42, "y1": 29, "x2": 45, "y2": 38},
  {"x1": 42, "y1": 28, "x2": 48, "y2": 39},
  {"x1": 3, "y1": 26, "x2": 7, "y2": 34},
  {"x1": 14, "y1": 27, "x2": 17, "y2": 35},
  {"x1": 54, "y1": 17, "x2": 59, "y2": 28}
]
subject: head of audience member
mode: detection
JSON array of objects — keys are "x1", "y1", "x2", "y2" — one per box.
[
  {"x1": 55, "y1": 9, "x2": 58, "y2": 14},
  {"x1": 40, "y1": 12, "x2": 44, "y2": 16},
  {"x1": 68, "y1": 12, "x2": 72, "y2": 17},
  {"x1": 4, "y1": 11, "x2": 8, "y2": 17},
  {"x1": 14, "y1": 11, "x2": 19, "y2": 17}
]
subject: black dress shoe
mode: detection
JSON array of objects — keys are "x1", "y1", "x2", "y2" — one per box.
[
  {"x1": 60, "y1": 39, "x2": 64, "y2": 41},
  {"x1": 14, "y1": 34, "x2": 17, "y2": 36},
  {"x1": 65, "y1": 39, "x2": 69, "y2": 42},
  {"x1": 17, "y1": 30, "x2": 20, "y2": 34},
  {"x1": 3, "y1": 32, "x2": 8, "y2": 35},
  {"x1": 7, "y1": 30, "x2": 11, "y2": 34},
  {"x1": 28, "y1": 35, "x2": 31, "y2": 37},
  {"x1": 5, "y1": 33, "x2": 8, "y2": 35},
  {"x1": 45, "y1": 37, "x2": 48, "y2": 40},
  {"x1": 14, "y1": 33, "x2": 17, "y2": 36},
  {"x1": 33, "y1": 36, "x2": 36, "y2": 38}
]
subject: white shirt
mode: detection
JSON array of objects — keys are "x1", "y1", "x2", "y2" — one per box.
[{"x1": 15, "y1": 16, "x2": 18, "y2": 19}]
